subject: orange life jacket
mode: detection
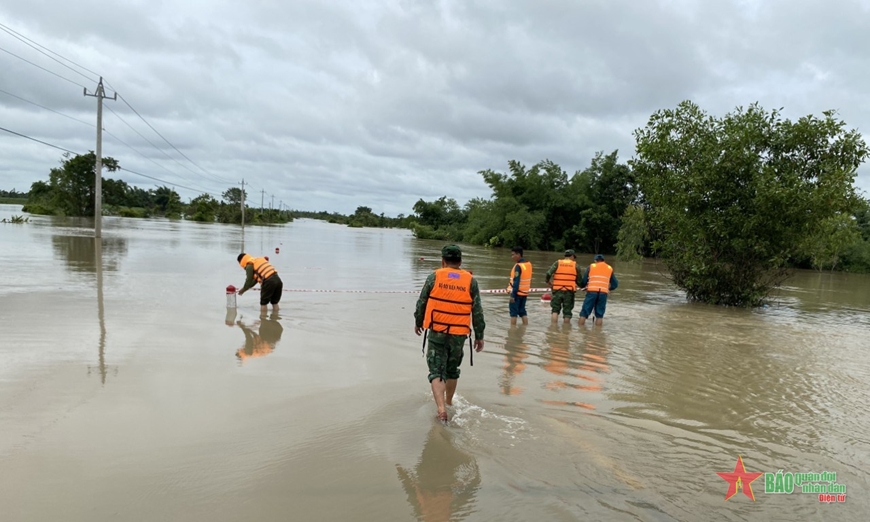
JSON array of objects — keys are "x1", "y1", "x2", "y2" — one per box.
[
  {"x1": 424, "y1": 268, "x2": 473, "y2": 336},
  {"x1": 239, "y1": 254, "x2": 277, "y2": 283},
  {"x1": 507, "y1": 262, "x2": 532, "y2": 296},
  {"x1": 586, "y1": 262, "x2": 613, "y2": 293},
  {"x1": 552, "y1": 259, "x2": 577, "y2": 291}
]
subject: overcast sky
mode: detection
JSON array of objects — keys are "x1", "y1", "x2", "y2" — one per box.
[{"x1": 2, "y1": 0, "x2": 870, "y2": 215}]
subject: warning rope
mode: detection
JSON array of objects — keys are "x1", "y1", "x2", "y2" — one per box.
[{"x1": 245, "y1": 287, "x2": 553, "y2": 295}]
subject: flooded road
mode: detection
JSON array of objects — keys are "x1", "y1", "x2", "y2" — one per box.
[{"x1": 1, "y1": 203, "x2": 869, "y2": 521}]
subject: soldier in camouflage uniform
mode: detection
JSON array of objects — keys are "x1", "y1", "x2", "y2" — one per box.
[
  {"x1": 415, "y1": 245, "x2": 485, "y2": 422},
  {"x1": 544, "y1": 249, "x2": 583, "y2": 324}
]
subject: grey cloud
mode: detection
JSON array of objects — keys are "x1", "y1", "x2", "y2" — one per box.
[{"x1": 3, "y1": 0, "x2": 870, "y2": 216}]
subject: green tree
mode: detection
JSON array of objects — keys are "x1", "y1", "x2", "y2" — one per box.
[
  {"x1": 44, "y1": 152, "x2": 119, "y2": 216},
  {"x1": 188, "y1": 193, "x2": 219, "y2": 222},
  {"x1": 222, "y1": 187, "x2": 247, "y2": 206},
  {"x1": 632, "y1": 101, "x2": 869, "y2": 306},
  {"x1": 154, "y1": 186, "x2": 183, "y2": 217}
]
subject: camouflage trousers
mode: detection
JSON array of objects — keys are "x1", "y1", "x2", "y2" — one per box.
[
  {"x1": 550, "y1": 290, "x2": 576, "y2": 318},
  {"x1": 426, "y1": 331, "x2": 468, "y2": 383}
]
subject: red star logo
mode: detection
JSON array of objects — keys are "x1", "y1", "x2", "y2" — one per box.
[{"x1": 717, "y1": 456, "x2": 763, "y2": 501}]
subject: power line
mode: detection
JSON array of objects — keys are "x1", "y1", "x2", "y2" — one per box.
[
  {"x1": 0, "y1": 125, "x2": 80, "y2": 155},
  {"x1": 104, "y1": 103, "x2": 234, "y2": 187},
  {"x1": 0, "y1": 86, "x2": 214, "y2": 195},
  {"x1": 0, "y1": 23, "x2": 99, "y2": 85},
  {"x1": 104, "y1": 104, "x2": 226, "y2": 186},
  {"x1": 118, "y1": 166, "x2": 221, "y2": 197},
  {"x1": 0, "y1": 87, "x2": 94, "y2": 127},
  {"x1": 0, "y1": 124, "x2": 219, "y2": 197},
  {"x1": 0, "y1": 25, "x2": 234, "y2": 191},
  {"x1": 116, "y1": 93, "x2": 234, "y2": 184},
  {"x1": 0, "y1": 44, "x2": 89, "y2": 89}
]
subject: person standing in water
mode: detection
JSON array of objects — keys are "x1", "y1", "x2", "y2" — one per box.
[
  {"x1": 237, "y1": 253, "x2": 283, "y2": 315},
  {"x1": 415, "y1": 245, "x2": 485, "y2": 423}
]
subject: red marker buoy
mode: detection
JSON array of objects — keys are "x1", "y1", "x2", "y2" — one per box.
[
  {"x1": 541, "y1": 292, "x2": 552, "y2": 301},
  {"x1": 275, "y1": 247, "x2": 280, "y2": 254}
]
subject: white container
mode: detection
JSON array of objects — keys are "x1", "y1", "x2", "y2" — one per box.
[{"x1": 226, "y1": 285, "x2": 237, "y2": 308}]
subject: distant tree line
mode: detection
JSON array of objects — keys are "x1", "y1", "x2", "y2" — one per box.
[
  {"x1": 292, "y1": 206, "x2": 415, "y2": 229},
  {"x1": 18, "y1": 152, "x2": 290, "y2": 225},
  {"x1": 0, "y1": 188, "x2": 28, "y2": 204}
]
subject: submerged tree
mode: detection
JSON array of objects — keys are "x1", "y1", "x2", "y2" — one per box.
[{"x1": 632, "y1": 101, "x2": 869, "y2": 306}]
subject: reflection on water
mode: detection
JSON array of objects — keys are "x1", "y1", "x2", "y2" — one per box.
[
  {"x1": 539, "y1": 325, "x2": 610, "y2": 410},
  {"x1": 51, "y1": 234, "x2": 127, "y2": 273},
  {"x1": 233, "y1": 313, "x2": 284, "y2": 362},
  {"x1": 499, "y1": 325, "x2": 529, "y2": 396},
  {"x1": 396, "y1": 425, "x2": 481, "y2": 522}
]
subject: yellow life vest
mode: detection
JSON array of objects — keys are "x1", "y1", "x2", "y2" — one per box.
[
  {"x1": 586, "y1": 262, "x2": 613, "y2": 293},
  {"x1": 424, "y1": 268, "x2": 473, "y2": 336},
  {"x1": 508, "y1": 261, "x2": 532, "y2": 296},
  {"x1": 552, "y1": 259, "x2": 577, "y2": 291},
  {"x1": 239, "y1": 254, "x2": 277, "y2": 283}
]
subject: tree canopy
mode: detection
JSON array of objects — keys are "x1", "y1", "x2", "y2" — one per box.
[{"x1": 630, "y1": 101, "x2": 869, "y2": 306}]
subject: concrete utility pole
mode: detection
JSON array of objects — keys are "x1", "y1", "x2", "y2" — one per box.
[
  {"x1": 240, "y1": 179, "x2": 246, "y2": 229},
  {"x1": 261, "y1": 189, "x2": 265, "y2": 213},
  {"x1": 84, "y1": 77, "x2": 116, "y2": 239}
]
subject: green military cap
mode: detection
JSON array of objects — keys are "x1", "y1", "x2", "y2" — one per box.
[
  {"x1": 441, "y1": 244, "x2": 462, "y2": 260},
  {"x1": 564, "y1": 249, "x2": 575, "y2": 257}
]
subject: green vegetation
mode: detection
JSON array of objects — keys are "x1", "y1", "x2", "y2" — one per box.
[
  {"x1": 407, "y1": 152, "x2": 636, "y2": 254},
  {"x1": 630, "y1": 101, "x2": 869, "y2": 306},
  {"x1": 18, "y1": 153, "x2": 291, "y2": 225},
  {"x1": 0, "y1": 189, "x2": 27, "y2": 205},
  {"x1": 293, "y1": 206, "x2": 415, "y2": 228},
  {"x1": 0, "y1": 189, "x2": 28, "y2": 205},
  {"x1": 1, "y1": 215, "x2": 30, "y2": 223}
]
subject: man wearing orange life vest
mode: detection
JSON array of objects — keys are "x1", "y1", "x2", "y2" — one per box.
[
  {"x1": 579, "y1": 254, "x2": 618, "y2": 326},
  {"x1": 508, "y1": 246, "x2": 532, "y2": 325},
  {"x1": 237, "y1": 253, "x2": 284, "y2": 315},
  {"x1": 414, "y1": 245, "x2": 485, "y2": 423},
  {"x1": 545, "y1": 249, "x2": 583, "y2": 324}
]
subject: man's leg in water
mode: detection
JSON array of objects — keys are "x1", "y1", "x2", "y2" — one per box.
[
  {"x1": 427, "y1": 333, "x2": 451, "y2": 419},
  {"x1": 446, "y1": 379, "x2": 458, "y2": 405},
  {"x1": 430, "y1": 378, "x2": 447, "y2": 417},
  {"x1": 443, "y1": 335, "x2": 465, "y2": 408}
]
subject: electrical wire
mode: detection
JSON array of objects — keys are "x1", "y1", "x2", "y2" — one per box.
[
  {"x1": 0, "y1": 23, "x2": 99, "y2": 85},
  {"x1": 104, "y1": 104, "x2": 233, "y2": 188},
  {"x1": 116, "y1": 93, "x2": 235, "y2": 184},
  {"x1": 0, "y1": 44, "x2": 89, "y2": 89},
  {"x1": 0, "y1": 125, "x2": 80, "y2": 155},
  {"x1": 0, "y1": 87, "x2": 95, "y2": 127},
  {"x1": 0, "y1": 124, "x2": 219, "y2": 197}
]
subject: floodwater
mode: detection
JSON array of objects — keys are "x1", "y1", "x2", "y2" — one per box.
[{"x1": 1, "y1": 202, "x2": 868, "y2": 521}]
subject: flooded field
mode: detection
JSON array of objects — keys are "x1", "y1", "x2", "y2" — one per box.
[{"x1": 1, "y1": 203, "x2": 868, "y2": 521}]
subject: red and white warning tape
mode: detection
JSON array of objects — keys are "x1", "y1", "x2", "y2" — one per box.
[{"x1": 242, "y1": 287, "x2": 552, "y2": 295}]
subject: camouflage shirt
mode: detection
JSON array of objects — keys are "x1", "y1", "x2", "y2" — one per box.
[{"x1": 415, "y1": 272, "x2": 485, "y2": 340}]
